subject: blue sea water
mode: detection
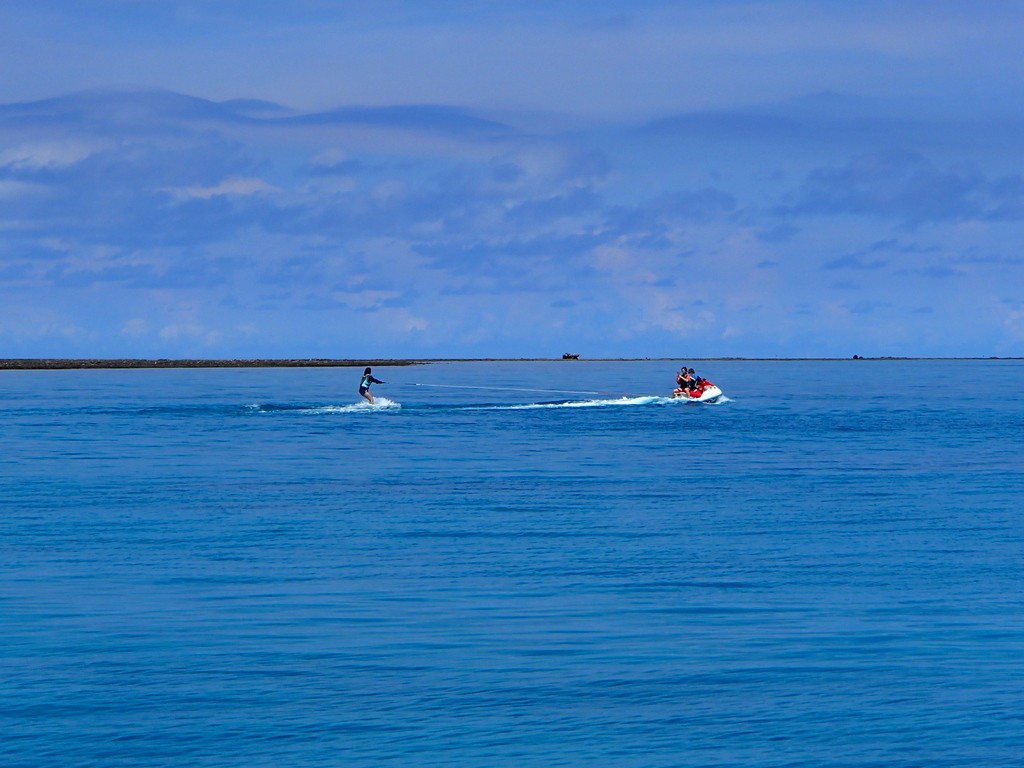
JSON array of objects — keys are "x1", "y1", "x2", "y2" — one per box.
[{"x1": 1, "y1": 359, "x2": 1022, "y2": 767}]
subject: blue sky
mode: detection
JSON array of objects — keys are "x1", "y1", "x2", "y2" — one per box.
[{"x1": 1, "y1": 1, "x2": 1023, "y2": 358}]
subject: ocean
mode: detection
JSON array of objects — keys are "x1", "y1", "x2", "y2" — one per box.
[{"x1": 2, "y1": 359, "x2": 1022, "y2": 767}]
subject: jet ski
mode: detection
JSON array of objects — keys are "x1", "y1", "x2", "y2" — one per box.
[{"x1": 672, "y1": 382, "x2": 723, "y2": 403}]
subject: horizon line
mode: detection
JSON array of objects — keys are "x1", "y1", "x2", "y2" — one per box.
[{"x1": 0, "y1": 356, "x2": 1019, "y2": 370}]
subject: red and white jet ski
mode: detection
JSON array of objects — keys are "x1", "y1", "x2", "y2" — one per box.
[{"x1": 671, "y1": 381, "x2": 723, "y2": 403}]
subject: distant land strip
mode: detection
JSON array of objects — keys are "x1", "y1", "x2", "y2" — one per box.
[
  {"x1": 0, "y1": 356, "x2": 1018, "y2": 370},
  {"x1": 0, "y1": 359, "x2": 426, "y2": 370}
]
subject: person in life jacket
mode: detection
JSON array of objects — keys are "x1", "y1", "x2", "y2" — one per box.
[
  {"x1": 673, "y1": 366, "x2": 689, "y2": 396},
  {"x1": 674, "y1": 366, "x2": 695, "y2": 397},
  {"x1": 359, "y1": 367, "x2": 385, "y2": 404},
  {"x1": 688, "y1": 369, "x2": 707, "y2": 398},
  {"x1": 686, "y1": 368, "x2": 704, "y2": 395},
  {"x1": 673, "y1": 367, "x2": 710, "y2": 399}
]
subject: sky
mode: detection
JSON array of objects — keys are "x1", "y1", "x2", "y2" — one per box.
[{"x1": 1, "y1": 1, "x2": 1023, "y2": 359}]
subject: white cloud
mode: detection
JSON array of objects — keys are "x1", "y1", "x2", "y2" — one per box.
[
  {"x1": 382, "y1": 308, "x2": 428, "y2": 333},
  {"x1": 0, "y1": 140, "x2": 106, "y2": 170},
  {"x1": 329, "y1": 288, "x2": 401, "y2": 311},
  {"x1": 159, "y1": 323, "x2": 222, "y2": 346},
  {"x1": 299, "y1": 176, "x2": 357, "y2": 196},
  {"x1": 311, "y1": 148, "x2": 349, "y2": 168},
  {"x1": 168, "y1": 177, "x2": 279, "y2": 200},
  {"x1": 121, "y1": 318, "x2": 149, "y2": 337},
  {"x1": 1003, "y1": 303, "x2": 1024, "y2": 340}
]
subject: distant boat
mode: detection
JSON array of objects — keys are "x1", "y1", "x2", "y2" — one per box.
[{"x1": 561, "y1": 353, "x2": 580, "y2": 360}]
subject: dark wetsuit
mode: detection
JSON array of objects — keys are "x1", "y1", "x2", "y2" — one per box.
[{"x1": 359, "y1": 373, "x2": 383, "y2": 395}]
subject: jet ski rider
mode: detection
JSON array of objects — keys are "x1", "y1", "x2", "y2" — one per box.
[
  {"x1": 673, "y1": 366, "x2": 707, "y2": 397},
  {"x1": 673, "y1": 366, "x2": 693, "y2": 397}
]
